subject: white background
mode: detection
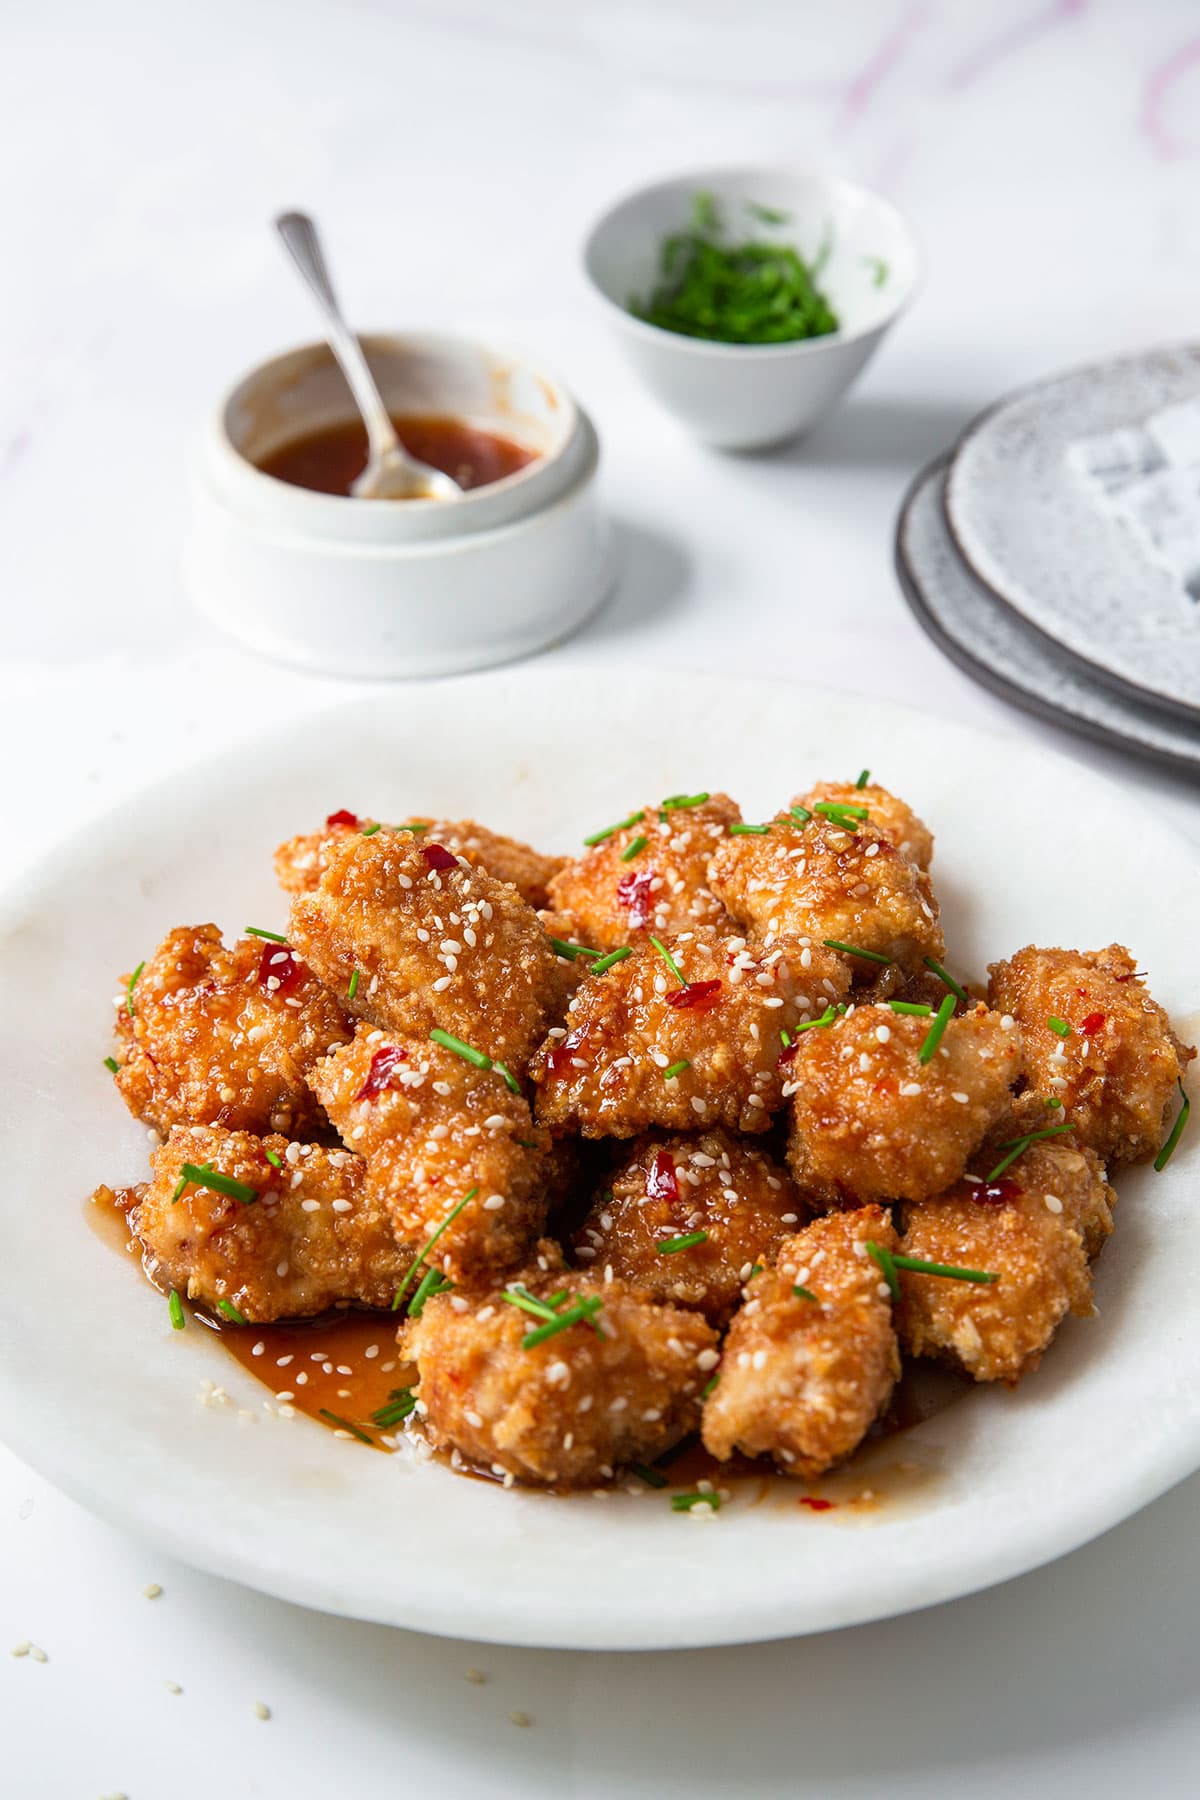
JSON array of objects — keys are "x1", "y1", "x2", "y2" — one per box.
[{"x1": 3, "y1": 1, "x2": 1199, "y2": 1794}]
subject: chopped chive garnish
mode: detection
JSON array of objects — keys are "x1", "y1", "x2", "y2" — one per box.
[
  {"x1": 521, "y1": 1295, "x2": 603, "y2": 1350},
  {"x1": 918, "y1": 993, "x2": 956, "y2": 1065},
  {"x1": 793, "y1": 1285, "x2": 817, "y2": 1301},
  {"x1": 103, "y1": 1055, "x2": 119, "y2": 1073},
  {"x1": 702, "y1": 1374, "x2": 720, "y2": 1398},
  {"x1": 391, "y1": 1186, "x2": 480, "y2": 1311},
  {"x1": 318, "y1": 1410, "x2": 373, "y2": 1445},
  {"x1": 501, "y1": 1285, "x2": 560, "y2": 1323},
  {"x1": 986, "y1": 1123, "x2": 1075, "y2": 1182},
  {"x1": 1047, "y1": 1016, "x2": 1071, "y2": 1038},
  {"x1": 546, "y1": 1289, "x2": 569, "y2": 1308},
  {"x1": 813, "y1": 801, "x2": 869, "y2": 828},
  {"x1": 662, "y1": 1059, "x2": 690, "y2": 1081},
  {"x1": 891, "y1": 1253, "x2": 999, "y2": 1285},
  {"x1": 493, "y1": 1059, "x2": 521, "y2": 1096},
  {"x1": 855, "y1": 769, "x2": 870, "y2": 789},
  {"x1": 779, "y1": 1027, "x2": 793, "y2": 1048},
  {"x1": 583, "y1": 811, "x2": 643, "y2": 847},
  {"x1": 402, "y1": 820, "x2": 430, "y2": 834},
  {"x1": 170, "y1": 1175, "x2": 187, "y2": 1204},
  {"x1": 548, "y1": 938, "x2": 600, "y2": 962},
  {"x1": 889, "y1": 1000, "x2": 932, "y2": 1016},
  {"x1": 823, "y1": 938, "x2": 891, "y2": 966},
  {"x1": 1045, "y1": 1097, "x2": 1063, "y2": 1110},
  {"x1": 408, "y1": 1267, "x2": 453, "y2": 1318},
  {"x1": 1155, "y1": 1082, "x2": 1190, "y2": 1171},
  {"x1": 347, "y1": 968, "x2": 361, "y2": 1001},
  {"x1": 429, "y1": 1027, "x2": 490, "y2": 1070},
  {"x1": 728, "y1": 822, "x2": 771, "y2": 835},
  {"x1": 660, "y1": 792, "x2": 710, "y2": 811},
  {"x1": 631, "y1": 1461, "x2": 669, "y2": 1488},
  {"x1": 264, "y1": 1148, "x2": 284, "y2": 1169},
  {"x1": 789, "y1": 805, "x2": 812, "y2": 826},
  {"x1": 922, "y1": 957, "x2": 968, "y2": 1005},
  {"x1": 216, "y1": 1299, "x2": 247, "y2": 1324},
  {"x1": 371, "y1": 1387, "x2": 417, "y2": 1427},
  {"x1": 168, "y1": 1289, "x2": 185, "y2": 1330},
  {"x1": 747, "y1": 1264, "x2": 763, "y2": 1280},
  {"x1": 865, "y1": 1240, "x2": 900, "y2": 1300},
  {"x1": 656, "y1": 1231, "x2": 708, "y2": 1255},
  {"x1": 590, "y1": 946, "x2": 632, "y2": 976},
  {"x1": 671, "y1": 1491, "x2": 721, "y2": 1512},
  {"x1": 517, "y1": 1138, "x2": 539, "y2": 1149},
  {"x1": 360, "y1": 822, "x2": 382, "y2": 836},
  {"x1": 126, "y1": 960, "x2": 145, "y2": 1017},
  {"x1": 245, "y1": 926, "x2": 288, "y2": 943},
  {"x1": 649, "y1": 935, "x2": 685, "y2": 985},
  {"x1": 797, "y1": 1005, "x2": 838, "y2": 1032},
  {"x1": 178, "y1": 1162, "x2": 259, "y2": 1204},
  {"x1": 620, "y1": 834, "x2": 649, "y2": 862}
]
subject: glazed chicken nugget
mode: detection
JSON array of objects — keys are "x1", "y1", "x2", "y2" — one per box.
[
  {"x1": 987, "y1": 944, "x2": 1194, "y2": 1167},
  {"x1": 275, "y1": 813, "x2": 563, "y2": 909},
  {"x1": 546, "y1": 793, "x2": 741, "y2": 951},
  {"x1": 785, "y1": 1003, "x2": 1021, "y2": 1208},
  {"x1": 708, "y1": 814, "x2": 944, "y2": 980},
  {"x1": 572, "y1": 1130, "x2": 806, "y2": 1325},
  {"x1": 792, "y1": 780, "x2": 934, "y2": 870},
  {"x1": 702, "y1": 1207, "x2": 900, "y2": 1477},
  {"x1": 289, "y1": 833, "x2": 563, "y2": 1074},
  {"x1": 896, "y1": 1138, "x2": 1116, "y2": 1383},
  {"x1": 402, "y1": 1243, "x2": 717, "y2": 1485},
  {"x1": 113, "y1": 926, "x2": 352, "y2": 1138},
  {"x1": 530, "y1": 929, "x2": 850, "y2": 1138},
  {"x1": 132, "y1": 1126, "x2": 412, "y2": 1321},
  {"x1": 309, "y1": 1024, "x2": 551, "y2": 1282}
]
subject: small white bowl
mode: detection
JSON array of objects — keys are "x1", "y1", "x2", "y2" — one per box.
[
  {"x1": 583, "y1": 167, "x2": 920, "y2": 449},
  {"x1": 186, "y1": 333, "x2": 613, "y2": 678}
]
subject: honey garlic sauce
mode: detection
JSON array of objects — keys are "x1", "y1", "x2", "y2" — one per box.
[
  {"x1": 214, "y1": 1310, "x2": 413, "y2": 1445},
  {"x1": 257, "y1": 414, "x2": 537, "y2": 497}
]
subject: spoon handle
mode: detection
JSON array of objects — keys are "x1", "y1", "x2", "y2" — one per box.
[{"x1": 274, "y1": 211, "x2": 399, "y2": 462}]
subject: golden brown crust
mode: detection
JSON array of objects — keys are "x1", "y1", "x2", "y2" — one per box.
[
  {"x1": 987, "y1": 944, "x2": 1194, "y2": 1166},
  {"x1": 785, "y1": 1002, "x2": 1021, "y2": 1208},
  {"x1": 529, "y1": 929, "x2": 851, "y2": 1138},
  {"x1": 288, "y1": 833, "x2": 564, "y2": 1073},
  {"x1": 792, "y1": 780, "x2": 934, "y2": 870},
  {"x1": 701, "y1": 1208, "x2": 900, "y2": 1476},
  {"x1": 113, "y1": 926, "x2": 352, "y2": 1138},
  {"x1": 571, "y1": 1130, "x2": 807, "y2": 1325},
  {"x1": 276, "y1": 816, "x2": 564, "y2": 909}
]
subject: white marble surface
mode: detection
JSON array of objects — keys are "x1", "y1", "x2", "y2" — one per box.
[{"x1": 3, "y1": 1, "x2": 1200, "y2": 1793}]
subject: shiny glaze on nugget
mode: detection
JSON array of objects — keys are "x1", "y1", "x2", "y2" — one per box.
[{"x1": 276, "y1": 814, "x2": 563, "y2": 910}]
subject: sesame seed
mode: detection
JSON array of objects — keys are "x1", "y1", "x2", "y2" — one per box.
[
  {"x1": 751, "y1": 1349, "x2": 767, "y2": 1370},
  {"x1": 10, "y1": 1641, "x2": 30, "y2": 1658},
  {"x1": 164, "y1": 1679, "x2": 183, "y2": 1695},
  {"x1": 253, "y1": 1701, "x2": 271, "y2": 1721},
  {"x1": 951, "y1": 1092, "x2": 970, "y2": 1104},
  {"x1": 29, "y1": 1646, "x2": 47, "y2": 1663},
  {"x1": 143, "y1": 1583, "x2": 163, "y2": 1599},
  {"x1": 1044, "y1": 1194, "x2": 1064, "y2": 1214},
  {"x1": 900, "y1": 1081, "x2": 922, "y2": 1097},
  {"x1": 510, "y1": 1711, "x2": 532, "y2": 1728},
  {"x1": 875, "y1": 1025, "x2": 891, "y2": 1043},
  {"x1": 465, "y1": 1667, "x2": 487, "y2": 1684},
  {"x1": 465, "y1": 1410, "x2": 484, "y2": 1427}
]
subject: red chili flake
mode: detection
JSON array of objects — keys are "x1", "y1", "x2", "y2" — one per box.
[
  {"x1": 355, "y1": 1044, "x2": 408, "y2": 1101},
  {"x1": 325, "y1": 809, "x2": 359, "y2": 830},
  {"x1": 257, "y1": 942, "x2": 306, "y2": 998},
  {"x1": 421, "y1": 842, "x2": 459, "y2": 872},
  {"x1": 777, "y1": 1041, "x2": 798, "y2": 1067},
  {"x1": 645, "y1": 1149, "x2": 679, "y2": 1204},
  {"x1": 971, "y1": 1175, "x2": 1021, "y2": 1206},
  {"x1": 546, "y1": 1027, "x2": 587, "y2": 1076},
  {"x1": 799, "y1": 1496, "x2": 836, "y2": 1512},
  {"x1": 616, "y1": 869, "x2": 655, "y2": 928},
  {"x1": 665, "y1": 979, "x2": 722, "y2": 1013},
  {"x1": 1081, "y1": 1012, "x2": 1106, "y2": 1037}
]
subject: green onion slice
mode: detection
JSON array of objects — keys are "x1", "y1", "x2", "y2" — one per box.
[
  {"x1": 1155, "y1": 1081, "x2": 1190, "y2": 1170},
  {"x1": 319, "y1": 1410, "x2": 373, "y2": 1445},
  {"x1": 589, "y1": 947, "x2": 632, "y2": 976},
  {"x1": 986, "y1": 1122, "x2": 1075, "y2": 1182},
  {"x1": 103, "y1": 1055, "x2": 120, "y2": 1074},
  {"x1": 662, "y1": 1059, "x2": 690, "y2": 1081},
  {"x1": 391, "y1": 1186, "x2": 480, "y2": 1311},
  {"x1": 264, "y1": 1149, "x2": 284, "y2": 1169},
  {"x1": 922, "y1": 957, "x2": 968, "y2": 1005},
  {"x1": 671, "y1": 1490, "x2": 721, "y2": 1512},
  {"x1": 728, "y1": 822, "x2": 771, "y2": 835},
  {"x1": 889, "y1": 1000, "x2": 932, "y2": 1016},
  {"x1": 347, "y1": 969, "x2": 361, "y2": 1002},
  {"x1": 548, "y1": 938, "x2": 600, "y2": 962},
  {"x1": 823, "y1": 938, "x2": 891, "y2": 966},
  {"x1": 918, "y1": 993, "x2": 956, "y2": 1065},
  {"x1": 245, "y1": 926, "x2": 288, "y2": 944},
  {"x1": 501, "y1": 1285, "x2": 560, "y2": 1323},
  {"x1": 631, "y1": 1462, "x2": 669, "y2": 1489},
  {"x1": 407, "y1": 1267, "x2": 453, "y2": 1318},
  {"x1": 178, "y1": 1162, "x2": 258, "y2": 1204},
  {"x1": 125, "y1": 960, "x2": 145, "y2": 1017},
  {"x1": 793, "y1": 1285, "x2": 817, "y2": 1301},
  {"x1": 656, "y1": 1231, "x2": 708, "y2": 1255},
  {"x1": 813, "y1": 801, "x2": 869, "y2": 828},
  {"x1": 789, "y1": 805, "x2": 812, "y2": 826},
  {"x1": 216, "y1": 1299, "x2": 247, "y2": 1324},
  {"x1": 891, "y1": 1253, "x2": 999, "y2": 1285},
  {"x1": 796, "y1": 1005, "x2": 838, "y2": 1032},
  {"x1": 583, "y1": 811, "x2": 643, "y2": 847},
  {"x1": 660, "y1": 792, "x2": 710, "y2": 811},
  {"x1": 855, "y1": 769, "x2": 870, "y2": 789},
  {"x1": 521, "y1": 1296, "x2": 604, "y2": 1350},
  {"x1": 429, "y1": 1027, "x2": 491, "y2": 1070},
  {"x1": 701, "y1": 1374, "x2": 720, "y2": 1398},
  {"x1": 865, "y1": 1239, "x2": 900, "y2": 1300},
  {"x1": 1048, "y1": 1016, "x2": 1071, "y2": 1039},
  {"x1": 168, "y1": 1289, "x2": 185, "y2": 1330},
  {"x1": 649, "y1": 935, "x2": 685, "y2": 985},
  {"x1": 620, "y1": 834, "x2": 649, "y2": 862},
  {"x1": 360, "y1": 822, "x2": 382, "y2": 836}
]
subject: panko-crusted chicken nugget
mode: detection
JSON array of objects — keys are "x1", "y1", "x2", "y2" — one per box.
[
  {"x1": 289, "y1": 833, "x2": 563, "y2": 1074},
  {"x1": 402, "y1": 1245, "x2": 717, "y2": 1485},
  {"x1": 987, "y1": 944, "x2": 1194, "y2": 1167},
  {"x1": 540, "y1": 908, "x2": 601, "y2": 997},
  {"x1": 708, "y1": 814, "x2": 944, "y2": 980},
  {"x1": 546, "y1": 793, "x2": 741, "y2": 951},
  {"x1": 132, "y1": 1126, "x2": 412, "y2": 1321},
  {"x1": 113, "y1": 926, "x2": 352, "y2": 1138},
  {"x1": 785, "y1": 1003, "x2": 1021, "y2": 1208},
  {"x1": 275, "y1": 812, "x2": 563, "y2": 909},
  {"x1": 310, "y1": 1025, "x2": 551, "y2": 1281},
  {"x1": 572, "y1": 1130, "x2": 806, "y2": 1325},
  {"x1": 702, "y1": 1207, "x2": 900, "y2": 1477},
  {"x1": 792, "y1": 780, "x2": 934, "y2": 870},
  {"x1": 896, "y1": 1139, "x2": 1116, "y2": 1383},
  {"x1": 530, "y1": 929, "x2": 850, "y2": 1138}
]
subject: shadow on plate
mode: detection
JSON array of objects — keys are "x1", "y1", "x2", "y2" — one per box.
[
  {"x1": 731, "y1": 394, "x2": 983, "y2": 472},
  {"x1": 569, "y1": 513, "x2": 692, "y2": 648}
]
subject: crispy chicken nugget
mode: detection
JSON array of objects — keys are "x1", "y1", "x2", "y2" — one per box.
[
  {"x1": 546, "y1": 794, "x2": 741, "y2": 951},
  {"x1": 785, "y1": 1003, "x2": 1021, "y2": 1208},
  {"x1": 275, "y1": 813, "x2": 564, "y2": 909},
  {"x1": 113, "y1": 926, "x2": 352, "y2": 1138},
  {"x1": 402, "y1": 1242, "x2": 718, "y2": 1486},
  {"x1": 702, "y1": 1208, "x2": 900, "y2": 1477},
  {"x1": 571, "y1": 1130, "x2": 806, "y2": 1325},
  {"x1": 896, "y1": 1138, "x2": 1116, "y2": 1383},
  {"x1": 131, "y1": 1126, "x2": 411, "y2": 1321},
  {"x1": 309, "y1": 1024, "x2": 551, "y2": 1282},
  {"x1": 792, "y1": 780, "x2": 935, "y2": 870},
  {"x1": 987, "y1": 944, "x2": 1194, "y2": 1167},
  {"x1": 530, "y1": 929, "x2": 851, "y2": 1138},
  {"x1": 288, "y1": 833, "x2": 564, "y2": 1074},
  {"x1": 708, "y1": 814, "x2": 944, "y2": 980}
]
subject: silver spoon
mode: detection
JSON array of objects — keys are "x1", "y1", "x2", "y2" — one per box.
[{"x1": 273, "y1": 211, "x2": 462, "y2": 502}]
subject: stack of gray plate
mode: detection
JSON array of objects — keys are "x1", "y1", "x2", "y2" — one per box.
[{"x1": 895, "y1": 345, "x2": 1200, "y2": 775}]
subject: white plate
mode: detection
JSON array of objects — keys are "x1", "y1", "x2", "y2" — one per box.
[{"x1": 1, "y1": 670, "x2": 1197, "y2": 1651}]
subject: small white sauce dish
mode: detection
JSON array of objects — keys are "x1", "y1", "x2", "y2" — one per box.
[
  {"x1": 583, "y1": 166, "x2": 920, "y2": 449},
  {"x1": 187, "y1": 333, "x2": 612, "y2": 679}
]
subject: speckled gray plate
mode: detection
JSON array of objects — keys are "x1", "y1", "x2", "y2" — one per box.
[
  {"x1": 898, "y1": 458, "x2": 1200, "y2": 775},
  {"x1": 944, "y1": 346, "x2": 1200, "y2": 720}
]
